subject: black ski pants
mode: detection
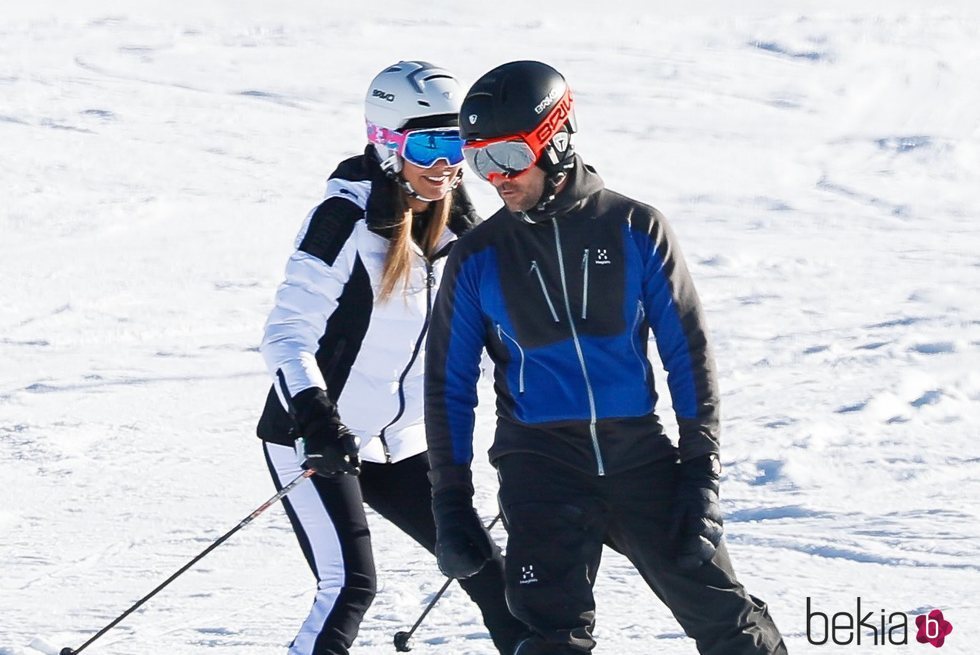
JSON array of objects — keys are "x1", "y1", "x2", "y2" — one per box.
[
  {"x1": 265, "y1": 443, "x2": 525, "y2": 655},
  {"x1": 496, "y1": 453, "x2": 787, "y2": 655}
]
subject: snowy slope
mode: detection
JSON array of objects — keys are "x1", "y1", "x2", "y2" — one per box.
[{"x1": 2, "y1": 2, "x2": 979, "y2": 654}]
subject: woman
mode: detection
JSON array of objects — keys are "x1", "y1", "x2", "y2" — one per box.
[{"x1": 256, "y1": 61, "x2": 525, "y2": 655}]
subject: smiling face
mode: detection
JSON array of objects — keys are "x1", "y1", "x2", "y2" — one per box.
[{"x1": 400, "y1": 160, "x2": 462, "y2": 207}]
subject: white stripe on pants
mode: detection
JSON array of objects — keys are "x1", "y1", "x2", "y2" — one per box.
[{"x1": 266, "y1": 443, "x2": 345, "y2": 655}]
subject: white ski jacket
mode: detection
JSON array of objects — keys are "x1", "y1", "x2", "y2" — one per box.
[{"x1": 257, "y1": 149, "x2": 480, "y2": 463}]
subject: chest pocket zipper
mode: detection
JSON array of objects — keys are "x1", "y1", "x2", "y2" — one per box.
[
  {"x1": 581, "y1": 249, "x2": 590, "y2": 320},
  {"x1": 496, "y1": 324, "x2": 525, "y2": 394},
  {"x1": 529, "y1": 260, "x2": 560, "y2": 323},
  {"x1": 632, "y1": 300, "x2": 650, "y2": 381}
]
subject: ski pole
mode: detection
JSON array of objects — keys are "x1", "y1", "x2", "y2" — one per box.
[
  {"x1": 59, "y1": 469, "x2": 315, "y2": 655},
  {"x1": 393, "y1": 513, "x2": 503, "y2": 653}
]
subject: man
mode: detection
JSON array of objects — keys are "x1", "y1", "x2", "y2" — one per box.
[{"x1": 424, "y1": 61, "x2": 787, "y2": 655}]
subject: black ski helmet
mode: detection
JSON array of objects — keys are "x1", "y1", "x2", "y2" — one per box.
[{"x1": 460, "y1": 60, "x2": 577, "y2": 178}]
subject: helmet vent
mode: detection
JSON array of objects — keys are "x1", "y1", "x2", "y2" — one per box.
[{"x1": 365, "y1": 62, "x2": 462, "y2": 134}]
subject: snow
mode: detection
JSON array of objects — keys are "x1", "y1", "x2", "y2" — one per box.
[{"x1": 2, "y1": 1, "x2": 979, "y2": 654}]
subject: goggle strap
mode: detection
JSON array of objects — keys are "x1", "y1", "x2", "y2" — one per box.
[{"x1": 525, "y1": 87, "x2": 574, "y2": 154}]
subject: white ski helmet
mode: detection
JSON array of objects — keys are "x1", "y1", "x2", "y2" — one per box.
[{"x1": 364, "y1": 61, "x2": 462, "y2": 173}]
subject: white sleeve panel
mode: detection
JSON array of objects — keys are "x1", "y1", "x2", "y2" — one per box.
[{"x1": 261, "y1": 238, "x2": 359, "y2": 404}]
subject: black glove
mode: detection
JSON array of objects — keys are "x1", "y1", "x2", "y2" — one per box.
[
  {"x1": 429, "y1": 465, "x2": 499, "y2": 579},
  {"x1": 670, "y1": 453, "x2": 724, "y2": 570},
  {"x1": 292, "y1": 387, "x2": 360, "y2": 477}
]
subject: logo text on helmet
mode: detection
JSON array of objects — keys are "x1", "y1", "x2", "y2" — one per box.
[
  {"x1": 468, "y1": 114, "x2": 478, "y2": 125},
  {"x1": 528, "y1": 89, "x2": 573, "y2": 152},
  {"x1": 534, "y1": 87, "x2": 562, "y2": 115},
  {"x1": 372, "y1": 89, "x2": 396, "y2": 102}
]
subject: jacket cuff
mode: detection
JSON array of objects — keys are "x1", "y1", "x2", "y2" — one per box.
[
  {"x1": 428, "y1": 464, "x2": 474, "y2": 496},
  {"x1": 677, "y1": 417, "x2": 719, "y2": 462}
]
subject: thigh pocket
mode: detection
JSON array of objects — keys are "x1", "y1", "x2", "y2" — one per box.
[
  {"x1": 503, "y1": 501, "x2": 603, "y2": 629},
  {"x1": 504, "y1": 502, "x2": 592, "y2": 541},
  {"x1": 504, "y1": 502, "x2": 602, "y2": 581}
]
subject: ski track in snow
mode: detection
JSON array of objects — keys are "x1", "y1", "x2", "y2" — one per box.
[{"x1": 2, "y1": 2, "x2": 979, "y2": 654}]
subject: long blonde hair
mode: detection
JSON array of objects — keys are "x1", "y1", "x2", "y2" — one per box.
[{"x1": 378, "y1": 192, "x2": 452, "y2": 302}]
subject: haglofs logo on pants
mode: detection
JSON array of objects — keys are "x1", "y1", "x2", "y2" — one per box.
[{"x1": 519, "y1": 565, "x2": 539, "y2": 585}]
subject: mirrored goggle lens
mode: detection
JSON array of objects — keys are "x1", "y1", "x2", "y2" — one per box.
[
  {"x1": 463, "y1": 140, "x2": 537, "y2": 181},
  {"x1": 401, "y1": 129, "x2": 464, "y2": 167}
]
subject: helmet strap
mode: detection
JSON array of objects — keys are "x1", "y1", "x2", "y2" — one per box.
[
  {"x1": 528, "y1": 124, "x2": 575, "y2": 211},
  {"x1": 535, "y1": 170, "x2": 568, "y2": 211},
  {"x1": 379, "y1": 152, "x2": 402, "y2": 175},
  {"x1": 516, "y1": 153, "x2": 575, "y2": 224}
]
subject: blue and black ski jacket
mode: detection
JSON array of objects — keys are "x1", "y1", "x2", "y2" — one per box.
[{"x1": 425, "y1": 156, "x2": 720, "y2": 476}]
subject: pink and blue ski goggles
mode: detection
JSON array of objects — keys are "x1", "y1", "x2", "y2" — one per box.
[{"x1": 367, "y1": 123, "x2": 465, "y2": 168}]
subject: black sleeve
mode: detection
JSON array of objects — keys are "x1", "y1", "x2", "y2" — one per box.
[
  {"x1": 634, "y1": 206, "x2": 720, "y2": 461},
  {"x1": 424, "y1": 241, "x2": 487, "y2": 471}
]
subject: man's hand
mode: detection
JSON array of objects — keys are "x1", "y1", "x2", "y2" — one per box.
[
  {"x1": 292, "y1": 387, "x2": 360, "y2": 477},
  {"x1": 670, "y1": 453, "x2": 724, "y2": 570},
  {"x1": 430, "y1": 465, "x2": 499, "y2": 579}
]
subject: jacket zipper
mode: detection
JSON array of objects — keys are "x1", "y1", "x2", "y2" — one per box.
[
  {"x1": 632, "y1": 300, "x2": 649, "y2": 381},
  {"x1": 376, "y1": 258, "x2": 435, "y2": 463},
  {"x1": 581, "y1": 249, "x2": 590, "y2": 320},
  {"x1": 529, "y1": 260, "x2": 560, "y2": 323},
  {"x1": 496, "y1": 324, "x2": 525, "y2": 394},
  {"x1": 552, "y1": 221, "x2": 605, "y2": 476}
]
